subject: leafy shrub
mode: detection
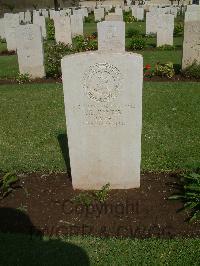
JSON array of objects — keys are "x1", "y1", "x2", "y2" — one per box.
[
  {"x1": 45, "y1": 42, "x2": 73, "y2": 78},
  {"x1": 0, "y1": 37, "x2": 6, "y2": 43},
  {"x1": 126, "y1": 28, "x2": 140, "y2": 38},
  {"x1": 71, "y1": 183, "x2": 110, "y2": 206},
  {"x1": 85, "y1": 14, "x2": 94, "y2": 23},
  {"x1": 73, "y1": 35, "x2": 97, "y2": 52},
  {"x1": 94, "y1": 183, "x2": 110, "y2": 203},
  {"x1": 155, "y1": 62, "x2": 175, "y2": 79},
  {"x1": 46, "y1": 18, "x2": 55, "y2": 40},
  {"x1": 45, "y1": 35, "x2": 98, "y2": 78},
  {"x1": 169, "y1": 170, "x2": 200, "y2": 222},
  {"x1": 16, "y1": 73, "x2": 31, "y2": 84},
  {"x1": 128, "y1": 37, "x2": 146, "y2": 50},
  {"x1": 143, "y1": 64, "x2": 154, "y2": 78},
  {"x1": 157, "y1": 45, "x2": 175, "y2": 51},
  {"x1": 174, "y1": 23, "x2": 184, "y2": 36},
  {"x1": 71, "y1": 193, "x2": 93, "y2": 207},
  {"x1": 123, "y1": 11, "x2": 135, "y2": 23},
  {"x1": 173, "y1": 64, "x2": 181, "y2": 74},
  {"x1": 91, "y1": 31, "x2": 98, "y2": 38},
  {"x1": 0, "y1": 172, "x2": 19, "y2": 199},
  {"x1": 182, "y1": 60, "x2": 200, "y2": 79},
  {"x1": 145, "y1": 33, "x2": 156, "y2": 38}
]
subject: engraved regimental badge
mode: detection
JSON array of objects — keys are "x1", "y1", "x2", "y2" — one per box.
[{"x1": 83, "y1": 63, "x2": 122, "y2": 103}]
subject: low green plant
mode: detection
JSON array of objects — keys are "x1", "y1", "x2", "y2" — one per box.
[
  {"x1": 128, "y1": 37, "x2": 146, "y2": 50},
  {"x1": 17, "y1": 204, "x2": 28, "y2": 213},
  {"x1": 123, "y1": 11, "x2": 135, "y2": 23},
  {"x1": 143, "y1": 64, "x2": 154, "y2": 78},
  {"x1": 169, "y1": 170, "x2": 200, "y2": 222},
  {"x1": 91, "y1": 32, "x2": 97, "y2": 39},
  {"x1": 16, "y1": 73, "x2": 31, "y2": 84},
  {"x1": 157, "y1": 45, "x2": 175, "y2": 51},
  {"x1": 155, "y1": 62, "x2": 175, "y2": 79},
  {"x1": 71, "y1": 193, "x2": 93, "y2": 207},
  {"x1": 182, "y1": 60, "x2": 200, "y2": 79},
  {"x1": 126, "y1": 28, "x2": 141, "y2": 38},
  {"x1": 173, "y1": 64, "x2": 181, "y2": 74},
  {"x1": 85, "y1": 14, "x2": 94, "y2": 23},
  {"x1": 46, "y1": 18, "x2": 55, "y2": 40},
  {"x1": 73, "y1": 35, "x2": 97, "y2": 52},
  {"x1": 45, "y1": 42, "x2": 73, "y2": 78},
  {"x1": 0, "y1": 172, "x2": 19, "y2": 198},
  {"x1": 174, "y1": 23, "x2": 184, "y2": 36},
  {"x1": 94, "y1": 183, "x2": 110, "y2": 203},
  {"x1": 71, "y1": 183, "x2": 111, "y2": 206},
  {"x1": 0, "y1": 37, "x2": 6, "y2": 43}
]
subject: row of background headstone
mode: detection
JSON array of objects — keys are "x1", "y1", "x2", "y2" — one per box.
[{"x1": 0, "y1": 3, "x2": 199, "y2": 78}]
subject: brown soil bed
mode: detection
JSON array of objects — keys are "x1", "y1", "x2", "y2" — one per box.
[
  {"x1": 0, "y1": 75, "x2": 200, "y2": 86},
  {"x1": 0, "y1": 78, "x2": 62, "y2": 85},
  {"x1": 0, "y1": 172, "x2": 199, "y2": 239},
  {"x1": 144, "y1": 75, "x2": 200, "y2": 82},
  {"x1": 0, "y1": 50, "x2": 16, "y2": 56}
]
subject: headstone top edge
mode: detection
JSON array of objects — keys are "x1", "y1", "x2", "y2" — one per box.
[{"x1": 61, "y1": 51, "x2": 143, "y2": 61}]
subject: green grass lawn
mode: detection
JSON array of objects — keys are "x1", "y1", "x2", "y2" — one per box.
[
  {"x1": 84, "y1": 21, "x2": 183, "y2": 49},
  {"x1": 1, "y1": 15, "x2": 199, "y2": 265},
  {"x1": 0, "y1": 233, "x2": 199, "y2": 265},
  {"x1": 139, "y1": 49, "x2": 182, "y2": 66},
  {"x1": 0, "y1": 18, "x2": 184, "y2": 80},
  {"x1": 0, "y1": 42, "x2": 7, "y2": 52},
  {"x1": 0, "y1": 50, "x2": 182, "y2": 79},
  {"x1": 0, "y1": 55, "x2": 19, "y2": 79},
  {"x1": 0, "y1": 82, "x2": 199, "y2": 173},
  {"x1": 0, "y1": 50, "x2": 182, "y2": 80}
]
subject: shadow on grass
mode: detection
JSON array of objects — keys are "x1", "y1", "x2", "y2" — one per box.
[
  {"x1": 57, "y1": 133, "x2": 71, "y2": 179},
  {"x1": 0, "y1": 207, "x2": 90, "y2": 265}
]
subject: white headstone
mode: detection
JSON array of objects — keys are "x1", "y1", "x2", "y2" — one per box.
[
  {"x1": 82, "y1": 7, "x2": 88, "y2": 17},
  {"x1": 182, "y1": 21, "x2": 200, "y2": 69},
  {"x1": 103, "y1": 5, "x2": 113, "y2": 12},
  {"x1": 42, "y1": 9, "x2": 49, "y2": 18},
  {"x1": 136, "y1": 7, "x2": 144, "y2": 21},
  {"x1": 170, "y1": 7, "x2": 178, "y2": 18},
  {"x1": 94, "y1": 8, "x2": 104, "y2": 22},
  {"x1": 71, "y1": 14, "x2": 83, "y2": 37},
  {"x1": 33, "y1": 15, "x2": 47, "y2": 38},
  {"x1": 61, "y1": 51, "x2": 143, "y2": 190},
  {"x1": 16, "y1": 24, "x2": 45, "y2": 78},
  {"x1": 19, "y1": 12, "x2": 25, "y2": 23},
  {"x1": 132, "y1": 6, "x2": 137, "y2": 17},
  {"x1": 54, "y1": 16, "x2": 72, "y2": 45},
  {"x1": 185, "y1": 11, "x2": 200, "y2": 22},
  {"x1": 33, "y1": 11, "x2": 40, "y2": 21},
  {"x1": 157, "y1": 14, "x2": 174, "y2": 46},
  {"x1": 187, "y1": 4, "x2": 200, "y2": 12},
  {"x1": 4, "y1": 13, "x2": 19, "y2": 51},
  {"x1": 98, "y1": 21, "x2": 125, "y2": 52},
  {"x1": 64, "y1": 8, "x2": 72, "y2": 16},
  {"x1": 149, "y1": 6, "x2": 158, "y2": 13},
  {"x1": 0, "y1": 18, "x2": 5, "y2": 39},
  {"x1": 124, "y1": 6, "x2": 130, "y2": 12},
  {"x1": 115, "y1": 7, "x2": 123, "y2": 16},
  {"x1": 24, "y1": 10, "x2": 32, "y2": 23},
  {"x1": 105, "y1": 13, "x2": 123, "y2": 21},
  {"x1": 50, "y1": 10, "x2": 60, "y2": 19},
  {"x1": 146, "y1": 12, "x2": 161, "y2": 35}
]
